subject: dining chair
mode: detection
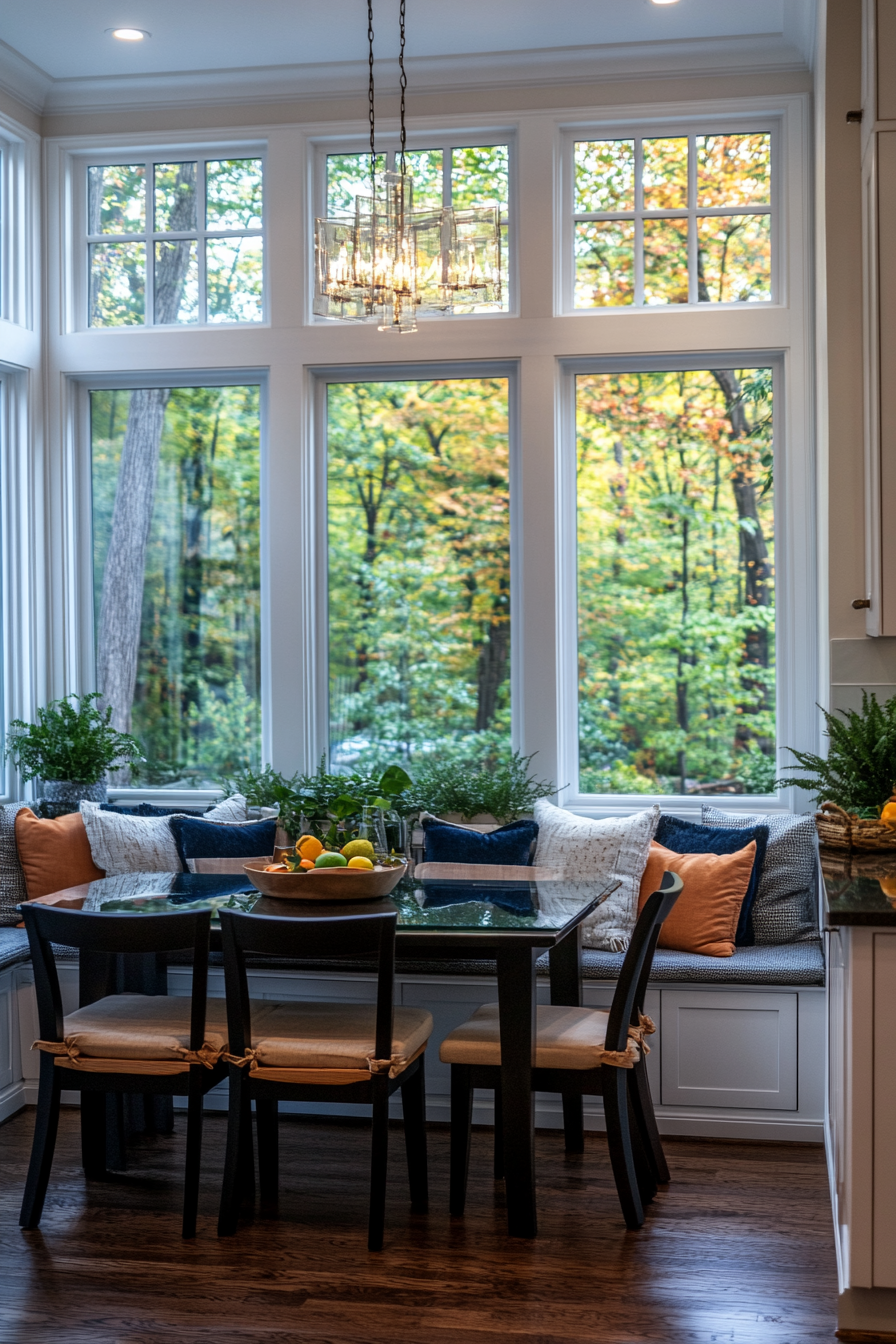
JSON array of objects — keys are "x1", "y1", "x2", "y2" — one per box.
[
  {"x1": 216, "y1": 904, "x2": 432, "y2": 1251},
  {"x1": 441, "y1": 871, "x2": 683, "y2": 1231},
  {"x1": 20, "y1": 902, "x2": 229, "y2": 1238}
]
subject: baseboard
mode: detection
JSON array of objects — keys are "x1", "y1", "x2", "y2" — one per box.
[{"x1": 0, "y1": 1078, "x2": 27, "y2": 1125}]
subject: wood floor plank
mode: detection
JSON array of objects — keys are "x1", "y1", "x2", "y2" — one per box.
[{"x1": 0, "y1": 1108, "x2": 838, "y2": 1344}]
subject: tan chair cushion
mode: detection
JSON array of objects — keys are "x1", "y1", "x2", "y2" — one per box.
[
  {"x1": 241, "y1": 1001, "x2": 433, "y2": 1079},
  {"x1": 34, "y1": 993, "x2": 233, "y2": 1073},
  {"x1": 439, "y1": 1002, "x2": 649, "y2": 1070}
]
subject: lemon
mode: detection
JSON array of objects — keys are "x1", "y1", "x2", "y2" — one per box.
[
  {"x1": 341, "y1": 838, "x2": 376, "y2": 862},
  {"x1": 314, "y1": 851, "x2": 348, "y2": 868},
  {"x1": 347, "y1": 855, "x2": 374, "y2": 870}
]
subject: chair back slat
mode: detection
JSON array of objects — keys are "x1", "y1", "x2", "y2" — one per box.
[
  {"x1": 218, "y1": 907, "x2": 399, "y2": 1066},
  {"x1": 604, "y1": 872, "x2": 683, "y2": 1054},
  {"x1": 22, "y1": 904, "x2": 212, "y2": 1048}
]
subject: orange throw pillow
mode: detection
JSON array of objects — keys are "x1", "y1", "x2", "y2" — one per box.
[
  {"x1": 637, "y1": 839, "x2": 757, "y2": 958},
  {"x1": 15, "y1": 808, "x2": 105, "y2": 899}
]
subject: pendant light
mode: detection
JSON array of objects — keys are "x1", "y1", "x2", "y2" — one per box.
[{"x1": 313, "y1": 0, "x2": 503, "y2": 331}]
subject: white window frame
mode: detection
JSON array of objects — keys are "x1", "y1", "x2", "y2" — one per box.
[
  {"x1": 70, "y1": 142, "x2": 268, "y2": 334},
  {"x1": 309, "y1": 127, "x2": 518, "y2": 324},
  {"x1": 556, "y1": 350, "x2": 811, "y2": 817},
  {"x1": 560, "y1": 114, "x2": 782, "y2": 316},
  {"x1": 37, "y1": 93, "x2": 813, "y2": 814},
  {"x1": 306, "y1": 359, "x2": 521, "y2": 767}
]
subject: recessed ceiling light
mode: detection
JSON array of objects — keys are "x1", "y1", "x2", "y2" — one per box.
[
  {"x1": 651, "y1": 0, "x2": 680, "y2": 5},
  {"x1": 108, "y1": 27, "x2": 150, "y2": 41}
]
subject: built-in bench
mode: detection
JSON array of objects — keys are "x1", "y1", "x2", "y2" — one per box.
[{"x1": 0, "y1": 925, "x2": 825, "y2": 1142}]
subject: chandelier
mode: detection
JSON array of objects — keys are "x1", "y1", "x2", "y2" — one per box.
[{"x1": 313, "y1": 0, "x2": 503, "y2": 333}]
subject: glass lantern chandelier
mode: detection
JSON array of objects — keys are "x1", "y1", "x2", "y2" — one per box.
[{"x1": 313, "y1": 0, "x2": 503, "y2": 333}]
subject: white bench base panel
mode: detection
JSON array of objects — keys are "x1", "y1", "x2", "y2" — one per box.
[{"x1": 4, "y1": 963, "x2": 825, "y2": 1143}]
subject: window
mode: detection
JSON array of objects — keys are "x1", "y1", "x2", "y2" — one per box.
[
  {"x1": 326, "y1": 375, "x2": 511, "y2": 769},
  {"x1": 324, "y1": 143, "x2": 510, "y2": 314},
  {"x1": 91, "y1": 383, "x2": 261, "y2": 785},
  {"x1": 87, "y1": 157, "x2": 264, "y2": 328},
  {"x1": 572, "y1": 133, "x2": 772, "y2": 309},
  {"x1": 575, "y1": 366, "x2": 775, "y2": 796}
]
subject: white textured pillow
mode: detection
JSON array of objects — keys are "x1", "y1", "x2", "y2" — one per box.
[
  {"x1": 533, "y1": 800, "x2": 660, "y2": 951},
  {"x1": 80, "y1": 804, "x2": 184, "y2": 875},
  {"x1": 78, "y1": 794, "x2": 248, "y2": 877}
]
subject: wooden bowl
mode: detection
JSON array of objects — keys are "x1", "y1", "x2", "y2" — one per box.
[{"x1": 243, "y1": 859, "x2": 407, "y2": 902}]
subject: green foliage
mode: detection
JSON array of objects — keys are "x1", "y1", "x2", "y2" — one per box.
[
  {"x1": 327, "y1": 378, "x2": 511, "y2": 770},
  {"x1": 412, "y1": 748, "x2": 556, "y2": 822},
  {"x1": 576, "y1": 367, "x2": 776, "y2": 794},
  {"x1": 778, "y1": 692, "x2": 896, "y2": 816},
  {"x1": 579, "y1": 761, "x2": 659, "y2": 795},
  {"x1": 6, "y1": 693, "x2": 143, "y2": 784},
  {"x1": 92, "y1": 385, "x2": 261, "y2": 786},
  {"x1": 735, "y1": 742, "x2": 778, "y2": 795}
]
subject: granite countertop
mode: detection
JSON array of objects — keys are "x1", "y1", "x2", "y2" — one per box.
[{"x1": 821, "y1": 848, "x2": 896, "y2": 925}]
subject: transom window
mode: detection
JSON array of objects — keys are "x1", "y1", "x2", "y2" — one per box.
[
  {"x1": 87, "y1": 156, "x2": 264, "y2": 328},
  {"x1": 324, "y1": 143, "x2": 510, "y2": 314},
  {"x1": 573, "y1": 133, "x2": 772, "y2": 309}
]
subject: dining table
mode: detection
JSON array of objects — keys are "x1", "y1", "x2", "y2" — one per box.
[{"x1": 22, "y1": 865, "x2": 617, "y2": 1239}]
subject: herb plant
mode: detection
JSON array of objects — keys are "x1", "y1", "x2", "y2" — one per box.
[
  {"x1": 413, "y1": 750, "x2": 556, "y2": 822},
  {"x1": 778, "y1": 691, "x2": 896, "y2": 816},
  {"x1": 5, "y1": 694, "x2": 143, "y2": 785}
]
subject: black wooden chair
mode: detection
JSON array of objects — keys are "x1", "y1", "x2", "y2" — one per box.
[
  {"x1": 20, "y1": 902, "x2": 228, "y2": 1238},
  {"x1": 441, "y1": 871, "x2": 683, "y2": 1230},
  {"x1": 217, "y1": 905, "x2": 431, "y2": 1250}
]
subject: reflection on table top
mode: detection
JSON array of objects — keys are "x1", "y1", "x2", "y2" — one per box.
[
  {"x1": 821, "y1": 847, "x2": 896, "y2": 926},
  {"x1": 22, "y1": 870, "x2": 619, "y2": 940}
]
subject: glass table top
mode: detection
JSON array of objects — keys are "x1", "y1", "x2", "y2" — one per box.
[{"x1": 30, "y1": 870, "x2": 618, "y2": 935}]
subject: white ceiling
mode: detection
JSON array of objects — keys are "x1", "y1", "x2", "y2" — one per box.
[{"x1": 0, "y1": 0, "x2": 817, "y2": 116}]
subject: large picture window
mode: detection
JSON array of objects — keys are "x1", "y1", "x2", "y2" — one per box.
[
  {"x1": 572, "y1": 132, "x2": 772, "y2": 309},
  {"x1": 91, "y1": 383, "x2": 261, "y2": 785},
  {"x1": 576, "y1": 366, "x2": 775, "y2": 796},
  {"x1": 87, "y1": 156, "x2": 264, "y2": 328},
  {"x1": 327, "y1": 375, "x2": 511, "y2": 769}
]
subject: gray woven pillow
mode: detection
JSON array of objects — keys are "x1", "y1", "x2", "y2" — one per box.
[
  {"x1": 701, "y1": 806, "x2": 819, "y2": 944},
  {"x1": 0, "y1": 803, "x2": 28, "y2": 926}
]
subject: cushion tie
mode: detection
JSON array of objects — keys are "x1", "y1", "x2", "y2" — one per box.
[{"x1": 33, "y1": 1038, "x2": 223, "y2": 1070}]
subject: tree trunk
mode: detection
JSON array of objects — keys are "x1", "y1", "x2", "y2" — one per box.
[
  {"x1": 96, "y1": 387, "x2": 170, "y2": 736},
  {"x1": 95, "y1": 165, "x2": 197, "y2": 753},
  {"x1": 475, "y1": 608, "x2": 510, "y2": 731}
]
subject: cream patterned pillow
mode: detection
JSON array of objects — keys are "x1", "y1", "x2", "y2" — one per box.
[
  {"x1": 533, "y1": 800, "x2": 660, "y2": 951},
  {"x1": 79, "y1": 794, "x2": 248, "y2": 876}
]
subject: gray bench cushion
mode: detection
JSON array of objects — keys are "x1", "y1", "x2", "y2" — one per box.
[
  {"x1": 232, "y1": 939, "x2": 825, "y2": 987},
  {"x1": 0, "y1": 927, "x2": 30, "y2": 972}
]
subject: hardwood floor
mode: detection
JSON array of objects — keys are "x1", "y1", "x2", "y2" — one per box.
[{"x1": 0, "y1": 1107, "x2": 837, "y2": 1344}]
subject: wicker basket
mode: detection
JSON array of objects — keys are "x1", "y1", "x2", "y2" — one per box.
[{"x1": 815, "y1": 800, "x2": 896, "y2": 852}]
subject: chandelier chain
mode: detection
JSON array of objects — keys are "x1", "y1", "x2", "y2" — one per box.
[
  {"x1": 368, "y1": 0, "x2": 376, "y2": 192},
  {"x1": 398, "y1": 0, "x2": 407, "y2": 175}
]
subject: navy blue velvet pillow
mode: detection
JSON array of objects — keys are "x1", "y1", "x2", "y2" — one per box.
[
  {"x1": 654, "y1": 814, "x2": 769, "y2": 946},
  {"x1": 422, "y1": 817, "x2": 538, "y2": 867},
  {"x1": 168, "y1": 815, "x2": 278, "y2": 869}
]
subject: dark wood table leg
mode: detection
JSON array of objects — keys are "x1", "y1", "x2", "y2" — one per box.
[
  {"x1": 496, "y1": 943, "x2": 538, "y2": 1238},
  {"x1": 549, "y1": 927, "x2": 584, "y2": 1153}
]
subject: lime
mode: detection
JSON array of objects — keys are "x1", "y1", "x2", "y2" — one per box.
[
  {"x1": 342, "y1": 838, "x2": 376, "y2": 862},
  {"x1": 315, "y1": 851, "x2": 348, "y2": 868}
]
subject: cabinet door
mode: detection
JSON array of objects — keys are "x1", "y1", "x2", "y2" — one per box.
[
  {"x1": 873, "y1": 933, "x2": 896, "y2": 1285},
  {"x1": 660, "y1": 989, "x2": 798, "y2": 1110}
]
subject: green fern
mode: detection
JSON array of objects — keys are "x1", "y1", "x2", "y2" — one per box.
[{"x1": 778, "y1": 691, "x2": 896, "y2": 816}]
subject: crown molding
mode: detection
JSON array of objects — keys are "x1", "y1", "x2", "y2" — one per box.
[
  {"x1": 0, "y1": 38, "x2": 52, "y2": 115},
  {"x1": 27, "y1": 33, "x2": 811, "y2": 119}
]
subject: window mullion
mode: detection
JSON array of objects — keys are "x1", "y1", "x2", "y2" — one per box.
[
  {"x1": 145, "y1": 160, "x2": 154, "y2": 326},
  {"x1": 688, "y1": 134, "x2": 697, "y2": 305},
  {"x1": 634, "y1": 138, "x2": 644, "y2": 307},
  {"x1": 199, "y1": 157, "x2": 208, "y2": 323}
]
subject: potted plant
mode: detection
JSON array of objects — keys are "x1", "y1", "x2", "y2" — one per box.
[
  {"x1": 413, "y1": 749, "x2": 556, "y2": 825},
  {"x1": 5, "y1": 693, "x2": 143, "y2": 810},
  {"x1": 779, "y1": 691, "x2": 896, "y2": 851}
]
